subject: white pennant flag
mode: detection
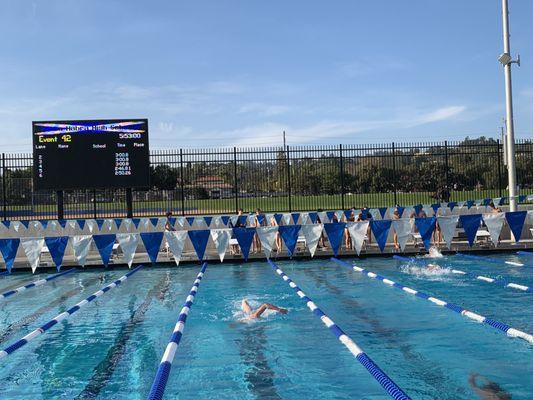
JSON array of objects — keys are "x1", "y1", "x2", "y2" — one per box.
[
  {"x1": 21, "y1": 238, "x2": 45, "y2": 273},
  {"x1": 229, "y1": 215, "x2": 239, "y2": 226},
  {"x1": 335, "y1": 210, "x2": 344, "y2": 221},
  {"x1": 422, "y1": 205, "x2": 433, "y2": 217},
  {"x1": 300, "y1": 213, "x2": 310, "y2": 225},
  {"x1": 164, "y1": 231, "x2": 188, "y2": 266},
  {"x1": 301, "y1": 224, "x2": 323, "y2": 257},
  {"x1": 347, "y1": 221, "x2": 369, "y2": 255},
  {"x1": 86, "y1": 219, "x2": 99, "y2": 233},
  {"x1": 369, "y1": 209, "x2": 381, "y2": 220},
  {"x1": 193, "y1": 217, "x2": 207, "y2": 229},
  {"x1": 116, "y1": 233, "x2": 139, "y2": 267},
  {"x1": 437, "y1": 215, "x2": 459, "y2": 249},
  {"x1": 121, "y1": 218, "x2": 133, "y2": 232},
  {"x1": 72, "y1": 235, "x2": 93, "y2": 267},
  {"x1": 392, "y1": 219, "x2": 413, "y2": 252},
  {"x1": 210, "y1": 229, "x2": 232, "y2": 262},
  {"x1": 282, "y1": 213, "x2": 292, "y2": 225},
  {"x1": 528, "y1": 210, "x2": 533, "y2": 226},
  {"x1": 176, "y1": 217, "x2": 186, "y2": 228},
  {"x1": 139, "y1": 218, "x2": 151, "y2": 231},
  {"x1": 403, "y1": 207, "x2": 414, "y2": 218},
  {"x1": 317, "y1": 211, "x2": 328, "y2": 224},
  {"x1": 12, "y1": 221, "x2": 24, "y2": 233},
  {"x1": 66, "y1": 220, "x2": 78, "y2": 235},
  {"x1": 256, "y1": 226, "x2": 279, "y2": 258},
  {"x1": 482, "y1": 213, "x2": 506, "y2": 247},
  {"x1": 213, "y1": 216, "x2": 223, "y2": 228}
]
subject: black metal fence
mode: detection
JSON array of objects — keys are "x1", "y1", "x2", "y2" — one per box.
[{"x1": 1, "y1": 138, "x2": 532, "y2": 220}]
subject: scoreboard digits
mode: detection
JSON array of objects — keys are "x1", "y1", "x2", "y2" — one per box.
[{"x1": 32, "y1": 119, "x2": 150, "y2": 190}]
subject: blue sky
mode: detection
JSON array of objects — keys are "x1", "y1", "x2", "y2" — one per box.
[{"x1": 1, "y1": 0, "x2": 532, "y2": 151}]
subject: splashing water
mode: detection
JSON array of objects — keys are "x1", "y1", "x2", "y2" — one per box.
[
  {"x1": 426, "y1": 246, "x2": 444, "y2": 258},
  {"x1": 399, "y1": 262, "x2": 452, "y2": 279}
]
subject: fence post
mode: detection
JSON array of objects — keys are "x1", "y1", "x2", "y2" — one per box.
[
  {"x1": 339, "y1": 144, "x2": 345, "y2": 210},
  {"x1": 233, "y1": 147, "x2": 238, "y2": 213},
  {"x1": 57, "y1": 190, "x2": 64, "y2": 220},
  {"x1": 2, "y1": 153, "x2": 6, "y2": 221},
  {"x1": 286, "y1": 145, "x2": 292, "y2": 212},
  {"x1": 496, "y1": 139, "x2": 503, "y2": 197},
  {"x1": 126, "y1": 188, "x2": 133, "y2": 218},
  {"x1": 179, "y1": 149, "x2": 185, "y2": 216},
  {"x1": 392, "y1": 142, "x2": 398, "y2": 205},
  {"x1": 444, "y1": 140, "x2": 450, "y2": 190},
  {"x1": 92, "y1": 189, "x2": 97, "y2": 219}
]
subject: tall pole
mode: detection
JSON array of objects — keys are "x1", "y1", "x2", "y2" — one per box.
[{"x1": 501, "y1": 0, "x2": 518, "y2": 211}]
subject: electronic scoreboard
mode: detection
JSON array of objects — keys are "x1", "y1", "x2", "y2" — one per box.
[{"x1": 32, "y1": 119, "x2": 150, "y2": 190}]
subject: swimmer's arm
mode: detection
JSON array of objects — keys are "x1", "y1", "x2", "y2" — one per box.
[{"x1": 251, "y1": 303, "x2": 288, "y2": 318}]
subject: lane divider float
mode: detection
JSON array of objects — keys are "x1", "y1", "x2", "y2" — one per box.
[
  {"x1": 456, "y1": 253, "x2": 524, "y2": 267},
  {"x1": 0, "y1": 268, "x2": 77, "y2": 300}
]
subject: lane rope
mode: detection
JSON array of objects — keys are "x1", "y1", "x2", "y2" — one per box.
[
  {"x1": 393, "y1": 256, "x2": 530, "y2": 293},
  {"x1": 332, "y1": 258, "x2": 533, "y2": 345},
  {"x1": 267, "y1": 259, "x2": 411, "y2": 400},
  {"x1": 147, "y1": 262, "x2": 208, "y2": 400},
  {"x1": 0, "y1": 268, "x2": 77, "y2": 300},
  {"x1": 0, "y1": 271, "x2": 9, "y2": 276},
  {"x1": 456, "y1": 253, "x2": 524, "y2": 267},
  {"x1": 0, "y1": 265, "x2": 143, "y2": 360}
]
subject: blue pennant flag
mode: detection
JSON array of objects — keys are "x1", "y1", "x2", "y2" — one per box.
[
  {"x1": 186, "y1": 217, "x2": 195, "y2": 226},
  {"x1": 482, "y1": 198, "x2": 491, "y2": 207},
  {"x1": 396, "y1": 206, "x2": 405, "y2": 218},
  {"x1": 459, "y1": 214, "x2": 482, "y2": 247},
  {"x1": 114, "y1": 219, "x2": 123, "y2": 230},
  {"x1": 378, "y1": 207, "x2": 388, "y2": 219},
  {"x1": 77, "y1": 219, "x2": 86, "y2": 230},
  {"x1": 149, "y1": 218, "x2": 159, "y2": 228},
  {"x1": 518, "y1": 195, "x2": 526, "y2": 203},
  {"x1": 96, "y1": 219, "x2": 105, "y2": 231},
  {"x1": 20, "y1": 220, "x2": 30, "y2": 229},
  {"x1": 291, "y1": 213, "x2": 300, "y2": 224},
  {"x1": 168, "y1": 217, "x2": 176, "y2": 227},
  {"x1": 204, "y1": 216, "x2": 213, "y2": 227},
  {"x1": 93, "y1": 234, "x2": 117, "y2": 267},
  {"x1": 499, "y1": 197, "x2": 507, "y2": 206},
  {"x1": 132, "y1": 218, "x2": 141, "y2": 229},
  {"x1": 466, "y1": 200, "x2": 475, "y2": 209},
  {"x1": 237, "y1": 215, "x2": 248, "y2": 226},
  {"x1": 0, "y1": 238, "x2": 20, "y2": 273},
  {"x1": 413, "y1": 204, "x2": 423, "y2": 215},
  {"x1": 40, "y1": 220, "x2": 49, "y2": 230},
  {"x1": 58, "y1": 220, "x2": 67, "y2": 229},
  {"x1": 1, "y1": 220, "x2": 10, "y2": 229},
  {"x1": 323, "y1": 223, "x2": 346, "y2": 256},
  {"x1": 505, "y1": 211, "x2": 527, "y2": 242},
  {"x1": 257, "y1": 214, "x2": 266, "y2": 226},
  {"x1": 447, "y1": 202, "x2": 457, "y2": 211},
  {"x1": 232, "y1": 227, "x2": 257, "y2": 261},
  {"x1": 414, "y1": 217, "x2": 436, "y2": 250},
  {"x1": 221, "y1": 216, "x2": 230, "y2": 226},
  {"x1": 361, "y1": 208, "x2": 369, "y2": 219},
  {"x1": 308, "y1": 212, "x2": 318, "y2": 224},
  {"x1": 45, "y1": 236, "x2": 69, "y2": 271},
  {"x1": 370, "y1": 220, "x2": 392, "y2": 253},
  {"x1": 273, "y1": 213, "x2": 283, "y2": 225},
  {"x1": 431, "y1": 204, "x2": 440, "y2": 214},
  {"x1": 278, "y1": 225, "x2": 301, "y2": 257},
  {"x1": 141, "y1": 232, "x2": 164, "y2": 264},
  {"x1": 187, "y1": 230, "x2": 211, "y2": 261},
  {"x1": 343, "y1": 210, "x2": 352, "y2": 220}
]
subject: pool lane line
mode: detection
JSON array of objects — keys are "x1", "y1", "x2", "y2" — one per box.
[
  {"x1": 147, "y1": 262, "x2": 208, "y2": 400},
  {"x1": 0, "y1": 271, "x2": 10, "y2": 276},
  {"x1": 393, "y1": 256, "x2": 531, "y2": 293},
  {"x1": 332, "y1": 258, "x2": 533, "y2": 345},
  {"x1": 455, "y1": 253, "x2": 525, "y2": 267},
  {"x1": 517, "y1": 251, "x2": 533, "y2": 258},
  {"x1": 267, "y1": 260, "x2": 411, "y2": 400},
  {"x1": 0, "y1": 268, "x2": 77, "y2": 300},
  {"x1": 0, "y1": 265, "x2": 143, "y2": 360}
]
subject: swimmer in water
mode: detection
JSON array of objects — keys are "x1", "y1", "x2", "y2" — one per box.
[
  {"x1": 241, "y1": 299, "x2": 288, "y2": 319},
  {"x1": 469, "y1": 373, "x2": 512, "y2": 399},
  {"x1": 426, "y1": 263, "x2": 441, "y2": 272}
]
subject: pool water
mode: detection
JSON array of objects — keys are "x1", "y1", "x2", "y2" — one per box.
[{"x1": 0, "y1": 253, "x2": 532, "y2": 399}]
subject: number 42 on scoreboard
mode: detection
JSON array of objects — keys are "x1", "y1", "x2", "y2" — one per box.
[{"x1": 61, "y1": 134, "x2": 72, "y2": 142}]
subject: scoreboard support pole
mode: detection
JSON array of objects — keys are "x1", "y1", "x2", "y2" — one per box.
[
  {"x1": 57, "y1": 190, "x2": 64, "y2": 220},
  {"x1": 126, "y1": 188, "x2": 133, "y2": 218}
]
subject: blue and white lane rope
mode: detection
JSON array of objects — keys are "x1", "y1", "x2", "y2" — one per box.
[
  {"x1": 393, "y1": 256, "x2": 530, "y2": 293},
  {"x1": 267, "y1": 259, "x2": 411, "y2": 400},
  {"x1": 0, "y1": 268, "x2": 76, "y2": 300},
  {"x1": 517, "y1": 251, "x2": 533, "y2": 259},
  {"x1": 332, "y1": 258, "x2": 533, "y2": 345},
  {"x1": 0, "y1": 265, "x2": 143, "y2": 360},
  {"x1": 147, "y1": 262, "x2": 208, "y2": 400},
  {"x1": 456, "y1": 253, "x2": 524, "y2": 267},
  {"x1": 0, "y1": 271, "x2": 10, "y2": 276}
]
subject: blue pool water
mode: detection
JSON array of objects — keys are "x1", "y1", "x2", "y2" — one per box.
[{"x1": 0, "y1": 252, "x2": 532, "y2": 399}]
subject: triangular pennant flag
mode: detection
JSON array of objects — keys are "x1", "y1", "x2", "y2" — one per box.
[
  {"x1": 221, "y1": 216, "x2": 230, "y2": 226},
  {"x1": 1, "y1": 220, "x2": 10, "y2": 229},
  {"x1": 132, "y1": 218, "x2": 141, "y2": 229},
  {"x1": 149, "y1": 218, "x2": 159, "y2": 229},
  {"x1": 323, "y1": 223, "x2": 346, "y2": 256},
  {"x1": 40, "y1": 220, "x2": 49, "y2": 230},
  {"x1": 21, "y1": 238, "x2": 45, "y2": 273},
  {"x1": 66, "y1": 220, "x2": 78, "y2": 233},
  {"x1": 271, "y1": 214, "x2": 281, "y2": 225},
  {"x1": 326, "y1": 211, "x2": 336, "y2": 222},
  {"x1": 431, "y1": 204, "x2": 440, "y2": 215},
  {"x1": 391, "y1": 219, "x2": 413, "y2": 252},
  {"x1": 482, "y1": 198, "x2": 491, "y2": 207},
  {"x1": 335, "y1": 210, "x2": 344, "y2": 221},
  {"x1": 186, "y1": 217, "x2": 195, "y2": 227},
  {"x1": 474, "y1": 199, "x2": 483, "y2": 207},
  {"x1": 140, "y1": 232, "x2": 164, "y2": 264},
  {"x1": 121, "y1": 219, "x2": 133, "y2": 232},
  {"x1": 164, "y1": 231, "x2": 188, "y2": 265},
  {"x1": 278, "y1": 225, "x2": 301, "y2": 257},
  {"x1": 237, "y1": 215, "x2": 248, "y2": 226},
  {"x1": 343, "y1": 210, "x2": 352, "y2": 220},
  {"x1": 96, "y1": 219, "x2": 106, "y2": 231},
  {"x1": 413, "y1": 204, "x2": 423, "y2": 215},
  {"x1": 308, "y1": 212, "x2": 318, "y2": 224},
  {"x1": 114, "y1": 219, "x2": 123, "y2": 230},
  {"x1": 256, "y1": 226, "x2": 278, "y2": 258},
  {"x1": 370, "y1": 220, "x2": 391, "y2": 253},
  {"x1": 12, "y1": 221, "x2": 23, "y2": 233},
  {"x1": 20, "y1": 220, "x2": 30, "y2": 229},
  {"x1": 72, "y1": 235, "x2": 93, "y2": 267},
  {"x1": 456, "y1": 201, "x2": 465, "y2": 209},
  {"x1": 58, "y1": 219, "x2": 67, "y2": 229},
  {"x1": 176, "y1": 217, "x2": 186, "y2": 227},
  {"x1": 396, "y1": 206, "x2": 405, "y2": 218},
  {"x1": 347, "y1": 221, "x2": 369, "y2": 256},
  {"x1": 44, "y1": 236, "x2": 69, "y2": 271},
  {"x1": 437, "y1": 215, "x2": 459, "y2": 249},
  {"x1": 0, "y1": 238, "x2": 20, "y2": 273},
  {"x1": 459, "y1": 214, "x2": 482, "y2": 247},
  {"x1": 505, "y1": 211, "x2": 527, "y2": 243},
  {"x1": 493, "y1": 198, "x2": 502, "y2": 207},
  {"x1": 466, "y1": 200, "x2": 475, "y2": 209},
  {"x1": 193, "y1": 217, "x2": 208, "y2": 229},
  {"x1": 116, "y1": 234, "x2": 139, "y2": 267},
  {"x1": 447, "y1": 202, "x2": 457, "y2": 211},
  {"x1": 291, "y1": 213, "x2": 300, "y2": 225},
  {"x1": 414, "y1": 217, "x2": 436, "y2": 250},
  {"x1": 210, "y1": 229, "x2": 232, "y2": 262},
  {"x1": 168, "y1": 217, "x2": 176, "y2": 228},
  {"x1": 360, "y1": 208, "x2": 369, "y2": 220},
  {"x1": 77, "y1": 219, "x2": 86, "y2": 231},
  {"x1": 379, "y1": 207, "x2": 388, "y2": 219},
  {"x1": 204, "y1": 216, "x2": 213, "y2": 227},
  {"x1": 187, "y1": 230, "x2": 210, "y2": 261},
  {"x1": 370, "y1": 209, "x2": 381, "y2": 220},
  {"x1": 299, "y1": 213, "x2": 309, "y2": 225},
  {"x1": 482, "y1": 213, "x2": 505, "y2": 247},
  {"x1": 256, "y1": 214, "x2": 266, "y2": 226},
  {"x1": 232, "y1": 227, "x2": 256, "y2": 261},
  {"x1": 518, "y1": 195, "x2": 526, "y2": 203},
  {"x1": 281, "y1": 213, "x2": 292, "y2": 226},
  {"x1": 93, "y1": 234, "x2": 117, "y2": 267},
  {"x1": 301, "y1": 224, "x2": 323, "y2": 257},
  {"x1": 317, "y1": 211, "x2": 328, "y2": 223}
]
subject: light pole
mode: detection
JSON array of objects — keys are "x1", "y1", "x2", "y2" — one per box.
[{"x1": 499, "y1": 0, "x2": 520, "y2": 211}]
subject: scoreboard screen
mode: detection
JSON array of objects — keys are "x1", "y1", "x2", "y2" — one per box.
[{"x1": 33, "y1": 119, "x2": 150, "y2": 190}]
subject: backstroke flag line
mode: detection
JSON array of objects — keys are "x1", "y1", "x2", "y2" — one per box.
[
  {"x1": 164, "y1": 231, "x2": 188, "y2": 265},
  {"x1": 20, "y1": 238, "x2": 45, "y2": 273},
  {"x1": 117, "y1": 233, "x2": 139, "y2": 267},
  {"x1": 210, "y1": 229, "x2": 232, "y2": 262},
  {"x1": 72, "y1": 235, "x2": 92, "y2": 267},
  {"x1": 301, "y1": 224, "x2": 323, "y2": 257}
]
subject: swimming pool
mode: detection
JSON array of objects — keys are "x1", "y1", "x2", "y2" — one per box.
[{"x1": 0, "y1": 252, "x2": 532, "y2": 399}]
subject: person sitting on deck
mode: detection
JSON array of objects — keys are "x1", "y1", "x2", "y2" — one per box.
[{"x1": 241, "y1": 299, "x2": 288, "y2": 319}]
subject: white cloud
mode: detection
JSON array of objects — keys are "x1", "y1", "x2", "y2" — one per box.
[
  {"x1": 410, "y1": 105, "x2": 467, "y2": 126},
  {"x1": 238, "y1": 103, "x2": 291, "y2": 117}
]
